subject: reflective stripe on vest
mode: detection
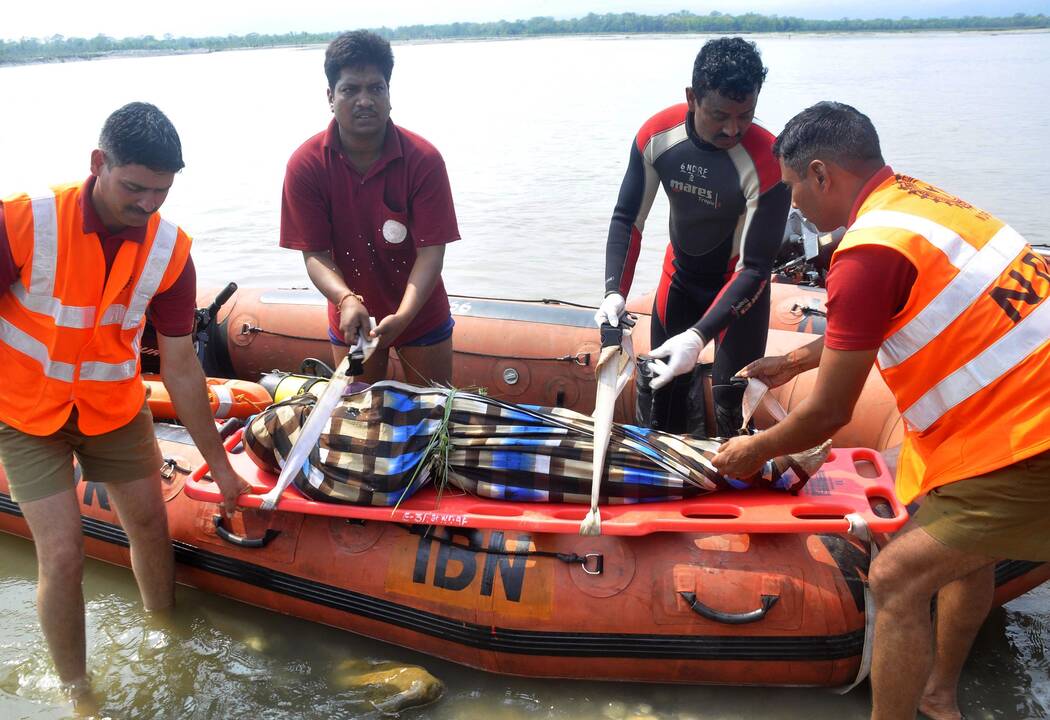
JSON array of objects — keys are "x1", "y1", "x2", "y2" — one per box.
[
  {"x1": 16, "y1": 192, "x2": 100, "y2": 328},
  {"x1": 122, "y1": 218, "x2": 178, "y2": 330},
  {"x1": 9, "y1": 196, "x2": 178, "y2": 332},
  {"x1": 29, "y1": 193, "x2": 59, "y2": 296},
  {"x1": 903, "y1": 297, "x2": 1050, "y2": 431},
  {"x1": 79, "y1": 323, "x2": 145, "y2": 382},
  {"x1": 80, "y1": 358, "x2": 139, "y2": 382},
  {"x1": 10, "y1": 282, "x2": 96, "y2": 329},
  {"x1": 1, "y1": 310, "x2": 143, "y2": 383},
  {"x1": 0, "y1": 193, "x2": 178, "y2": 384},
  {"x1": 0, "y1": 316, "x2": 75, "y2": 382},
  {"x1": 851, "y1": 211, "x2": 1029, "y2": 370}
]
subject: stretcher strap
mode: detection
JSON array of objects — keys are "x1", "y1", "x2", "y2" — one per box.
[
  {"x1": 834, "y1": 512, "x2": 877, "y2": 695},
  {"x1": 740, "y1": 377, "x2": 787, "y2": 430}
]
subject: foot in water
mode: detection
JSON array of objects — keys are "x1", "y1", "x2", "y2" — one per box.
[
  {"x1": 64, "y1": 675, "x2": 101, "y2": 718},
  {"x1": 918, "y1": 688, "x2": 963, "y2": 720}
]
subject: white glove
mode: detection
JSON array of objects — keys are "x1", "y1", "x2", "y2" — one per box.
[
  {"x1": 593, "y1": 293, "x2": 626, "y2": 328},
  {"x1": 647, "y1": 329, "x2": 707, "y2": 390}
]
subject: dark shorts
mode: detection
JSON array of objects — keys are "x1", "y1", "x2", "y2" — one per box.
[
  {"x1": 0, "y1": 402, "x2": 162, "y2": 504},
  {"x1": 328, "y1": 315, "x2": 455, "y2": 349},
  {"x1": 914, "y1": 449, "x2": 1050, "y2": 561}
]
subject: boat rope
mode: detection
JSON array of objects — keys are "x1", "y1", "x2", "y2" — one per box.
[
  {"x1": 450, "y1": 293, "x2": 653, "y2": 317},
  {"x1": 450, "y1": 294, "x2": 595, "y2": 309},
  {"x1": 453, "y1": 348, "x2": 591, "y2": 365},
  {"x1": 238, "y1": 324, "x2": 593, "y2": 365},
  {"x1": 238, "y1": 324, "x2": 326, "y2": 343},
  {"x1": 408, "y1": 525, "x2": 604, "y2": 575}
]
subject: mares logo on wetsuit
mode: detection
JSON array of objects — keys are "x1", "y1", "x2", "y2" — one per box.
[{"x1": 669, "y1": 179, "x2": 719, "y2": 208}]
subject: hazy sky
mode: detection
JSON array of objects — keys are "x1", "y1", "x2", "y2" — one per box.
[{"x1": 3, "y1": 0, "x2": 1047, "y2": 41}]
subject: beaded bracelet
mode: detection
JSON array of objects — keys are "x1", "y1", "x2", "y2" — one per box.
[{"x1": 335, "y1": 291, "x2": 364, "y2": 310}]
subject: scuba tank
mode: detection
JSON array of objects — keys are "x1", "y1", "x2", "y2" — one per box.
[
  {"x1": 259, "y1": 356, "x2": 341, "y2": 402},
  {"x1": 259, "y1": 371, "x2": 331, "y2": 404}
]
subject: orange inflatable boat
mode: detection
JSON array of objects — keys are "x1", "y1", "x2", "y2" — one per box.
[
  {"x1": 0, "y1": 449, "x2": 890, "y2": 686},
  {"x1": 0, "y1": 288, "x2": 1044, "y2": 688}
]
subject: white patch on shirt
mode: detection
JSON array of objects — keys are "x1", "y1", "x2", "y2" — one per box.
[{"x1": 382, "y1": 220, "x2": 408, "y2": 245}]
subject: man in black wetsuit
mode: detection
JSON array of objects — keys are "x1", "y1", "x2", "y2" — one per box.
[{"x1": 596, "y1": 37, "x2": 790, "y2": 436}]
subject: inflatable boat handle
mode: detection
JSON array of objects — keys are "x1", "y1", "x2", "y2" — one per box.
[
  {"x1": 678, "y1": 591, "x2": 779, "y2": 625},
  {"x1": 212, "y1": 514, "x2": 281, "y2": 549}
]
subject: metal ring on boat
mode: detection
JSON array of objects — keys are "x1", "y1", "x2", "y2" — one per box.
[{"x1": 581, "y1": 553, "x2": 604, "y2": 575}]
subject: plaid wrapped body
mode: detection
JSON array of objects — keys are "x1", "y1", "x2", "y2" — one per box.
[{"x1": 244, "y1": 381, "x2": 733, "y2": 507}]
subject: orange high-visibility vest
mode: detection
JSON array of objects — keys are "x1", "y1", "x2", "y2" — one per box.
[
  {"x1": 0, "y1": 182, "x2": 192, "y2": 436},
  {"x1": 833, "y1": 174, "x2": 1050, "y2": 503}
]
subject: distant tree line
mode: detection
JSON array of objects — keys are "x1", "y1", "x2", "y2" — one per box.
[{"x1": 3, "y1": 10, "x2": 1048, "y2": 64}]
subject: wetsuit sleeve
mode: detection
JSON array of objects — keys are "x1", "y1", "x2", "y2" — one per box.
[
  {"x1": 605, "y1": 139, "x2": 660, "y2": 296},
  {"x1": 693, "y1": 181, "x2": 790, "y2": 341}
]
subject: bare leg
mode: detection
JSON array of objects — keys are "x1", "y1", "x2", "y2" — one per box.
[
  {"x1": 868, "y1": 521, "x2": 995, "y2": 720},
  {"x1": 331, "y1": 342, "x2": 389, "y2": 384},
  {"x1": 396, "y1": 338, "x2": 453, "y2": 386},
  {"x1": 19, "y1": 489, "x2": 88, "y2": 684},
  {"x1": 919, "y1": 563, "x2": 996, "y2": 720},
  {"x1": 105, "y1": 473, "x2": 174, "y2": 611}
]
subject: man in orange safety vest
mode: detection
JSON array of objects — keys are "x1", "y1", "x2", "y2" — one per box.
[
  {"x1": 712, "y1": 101, "x2": 1050, "y2": 720},
  {"x1": 0, "y1": 102, "x2": 250, "y2": 710}
]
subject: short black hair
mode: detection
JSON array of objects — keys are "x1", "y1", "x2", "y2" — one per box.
[
  {"x1": 773, "y1": 101, "x2": 885, "y2": 177},
  {"x1": 692, "y1": 37, "x2": 767, "y2": 102},
  {"x1": 99, "y1": 102, "x2": 184, "y2": 173},
  {"x1": 325, "y1": 30, "x2": 394, "y2": 89}
]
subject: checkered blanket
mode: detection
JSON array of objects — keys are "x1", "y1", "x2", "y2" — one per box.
[{"x1": 244, "y1": 381, "x2": 739, "y2": 507}]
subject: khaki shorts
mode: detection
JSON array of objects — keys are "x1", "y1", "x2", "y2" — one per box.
[
  {"x1": 915, "y1": 449, "x2": 1050, "y2": 561},
  {"x1": 0, "y1": 402, "x2": 162, "y2": 504}
]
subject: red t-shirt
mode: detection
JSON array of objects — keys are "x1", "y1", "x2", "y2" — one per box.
[
  {"x1": 824, "y1": 165, "x2": 917, "y2": 351},
  {"x1": 825, "y1": 246, "x2": 917, "y2": 350},
  {"x1": 280, "y1": 119, "x2": 460, "y2": 343},
  {"x1": 0, "y1": 177, "x2": 196, "y2": 336}
]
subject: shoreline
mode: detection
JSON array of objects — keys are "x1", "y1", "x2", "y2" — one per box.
[{"x1": 2, "y1": 26, "x2": 1048, "y2": 68}]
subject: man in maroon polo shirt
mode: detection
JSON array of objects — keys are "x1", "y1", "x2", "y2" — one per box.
[{"x1": 281, "y1": 30, "x2": 460, "y2": 385}]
